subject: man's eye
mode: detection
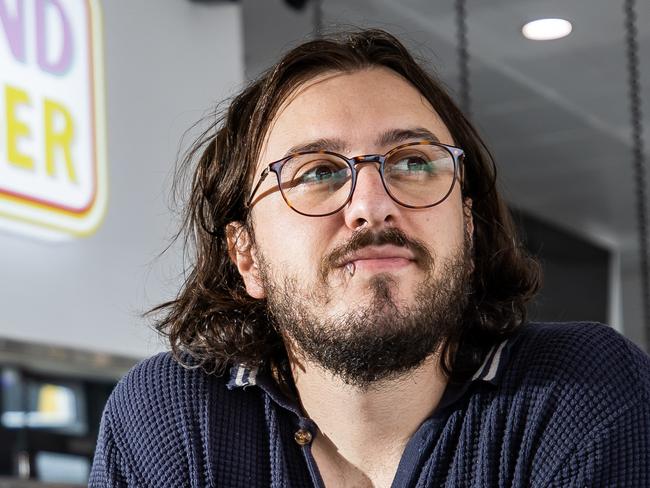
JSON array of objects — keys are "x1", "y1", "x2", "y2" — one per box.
[
  {"x1": 391, "y1": 157, "x2": 435, "y2": 173},
  {"x1": 296, "y1": 163, "x2": 340, "y2": 184}
]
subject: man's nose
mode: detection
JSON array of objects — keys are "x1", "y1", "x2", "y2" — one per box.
[{"x1": 342, "y1": 162, "x2": 398, "y2": 230}]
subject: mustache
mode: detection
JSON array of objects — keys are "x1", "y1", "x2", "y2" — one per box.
[{"x1": 319, "y1": 227, "x2": 433, "y2": 280}]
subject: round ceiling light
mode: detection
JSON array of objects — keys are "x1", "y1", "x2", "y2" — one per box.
[{"x1": 522, "y1": 18, "x2": 573, "y2": 41}]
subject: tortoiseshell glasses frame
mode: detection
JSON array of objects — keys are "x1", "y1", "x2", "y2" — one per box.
[{"x1": 246, "y1": 140, "x2": 465, "y2": 217}]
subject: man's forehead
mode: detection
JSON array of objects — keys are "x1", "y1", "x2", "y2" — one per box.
[{"x1": 258, "y1": 68, "x2": 454, "y2": 165}]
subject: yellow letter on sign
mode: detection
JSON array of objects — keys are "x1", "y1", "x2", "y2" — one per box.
[
  {"x1": 44, "y1": 98, "x2": 76, "y2": 183},
  {"x1": 5, "y1": 85, "x2": 34, "y2": 171}
]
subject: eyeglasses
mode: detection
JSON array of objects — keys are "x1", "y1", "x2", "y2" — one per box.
[{"x1": 246, "y1": 140, "x2": 465, "y2": 217}]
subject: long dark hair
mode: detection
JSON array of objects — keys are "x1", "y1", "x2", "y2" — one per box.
[{"x1": 149, "y1": 29, "x2": 541, "y2": 384}]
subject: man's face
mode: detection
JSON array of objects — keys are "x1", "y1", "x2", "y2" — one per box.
[{"x1": 230, "y1": 67, "x2": 473, "y2": 386}]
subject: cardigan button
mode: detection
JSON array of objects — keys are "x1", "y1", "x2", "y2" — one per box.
[{"x1": 294, "y1": 428, "x2": 313, "y2": 445}]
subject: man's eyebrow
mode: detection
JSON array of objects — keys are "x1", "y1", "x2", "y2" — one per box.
[
  {"x1": 376, "y1": 127, "x2": 441, "y2": 147},
  {"x1": 283, "y1": 137, "x2": 348, "y2": 158},
  {"x1": 281, "y1": 127, "x2": 441, "y2": 159}
]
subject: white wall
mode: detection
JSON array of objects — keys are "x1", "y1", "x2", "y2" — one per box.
[{"x1": 0, "y1": 0, "x2": 244, "y2": 358}]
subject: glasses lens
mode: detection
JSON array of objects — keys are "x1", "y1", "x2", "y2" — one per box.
[
  {"x1": 279, "y1": 153, "x2": 353, "y2": 215},
  {"x1": 383, "y1": 144, "x2": 456, "y2": 207}
]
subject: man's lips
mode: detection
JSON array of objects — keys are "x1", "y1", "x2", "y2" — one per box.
[{"x1": 338, "y1": 246, "x2": 417, "y2": 272}]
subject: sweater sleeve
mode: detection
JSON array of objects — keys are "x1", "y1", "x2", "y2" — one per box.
[
  {"x1": 547, "y1": 334, "x2": 650, "y2": 487},
  {"x1": 88, "y1": 402, "x2": 138, "y2": 487}
]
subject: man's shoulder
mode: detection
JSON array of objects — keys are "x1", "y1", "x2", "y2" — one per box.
[
  {"x1": 505, "y1": 321, "x2": 650, "y2": 410},
  {"x1": 478, "y1": 322, "x2": 650, "y2": 482},
  {"x1": 513, "y1": 321, "x2": 648, "y2": 372},
  {"x1": 94, "y1": 352, "x2": 268, "y2": 483},
  {"x1": 104, "y1": 351, "x2": 236, "y2": 433}
]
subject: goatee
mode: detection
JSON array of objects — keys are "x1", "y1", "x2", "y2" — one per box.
[{"x1": 258, "y1": 228, "x2": 473, "y2": 389}]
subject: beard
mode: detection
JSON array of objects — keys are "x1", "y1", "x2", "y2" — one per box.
[{"x1": 257, "y1": 227, "x2": 473, "y2": 389}]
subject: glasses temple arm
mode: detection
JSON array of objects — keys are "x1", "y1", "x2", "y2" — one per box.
[{"x1": 246, "y1": 167, "x2": 270, "y2": 208}]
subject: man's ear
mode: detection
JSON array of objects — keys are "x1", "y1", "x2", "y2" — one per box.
[{"x1": 225, "y1": 221, "x2": 266, "y2": 299}]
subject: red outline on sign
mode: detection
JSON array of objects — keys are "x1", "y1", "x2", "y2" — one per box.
[{"x1": 0, "y1": 0, "x2": 98, "y2": 218}]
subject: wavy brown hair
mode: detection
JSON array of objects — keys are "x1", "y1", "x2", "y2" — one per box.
[{"x1": 149, "y1": 29, "x2": 541, "y2": 384}]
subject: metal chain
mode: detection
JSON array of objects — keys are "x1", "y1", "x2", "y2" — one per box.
[
  {"x1": 455, "y1": 0, "x2": 471, "y2": 116},
  {"x1": 623, "y1": 0, "x2": 650, "y2": 347}
]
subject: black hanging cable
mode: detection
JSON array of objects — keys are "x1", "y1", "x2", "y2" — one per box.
[
  {"x1": 623, "y1": 0, "x2": 650, "y2": 347},
  {"x1": 455, "y1": 0, "x2": 471, "y2": 117},
  {"x1": 313, "y1": 0, "x2": 323, "y2": 39}
]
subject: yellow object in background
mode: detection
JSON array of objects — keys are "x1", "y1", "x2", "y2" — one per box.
[
  {"x1": 38, "y1": 384, "x2": 61, "y2": 415},
  {"x1": 36, "y1": 383, "x2": 75, "y2": 425}
]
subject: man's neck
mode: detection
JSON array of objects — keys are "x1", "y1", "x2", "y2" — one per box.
[{"x1": 290, "y1": 355, "x2": 448, "y2": 487}]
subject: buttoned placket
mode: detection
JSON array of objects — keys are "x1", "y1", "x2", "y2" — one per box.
[
  {"x1": 256, "y1": 374, "x2": 326, "y2": 488},
  {"x1": 256, "y1": 372, "x2": 474, "y2": 488}
]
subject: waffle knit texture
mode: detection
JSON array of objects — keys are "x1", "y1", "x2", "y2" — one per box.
[{"x1": 90, "y1": 322, "x2": 650, "y2": 487}]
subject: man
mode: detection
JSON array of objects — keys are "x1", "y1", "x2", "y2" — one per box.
[{"x1": 90, "y1": 29, "x2": 650, "y2": 487}]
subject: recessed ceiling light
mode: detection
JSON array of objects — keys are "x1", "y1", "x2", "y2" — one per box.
[{"x1": 522, "y1": 18, "x2": 573, "y2": 41}]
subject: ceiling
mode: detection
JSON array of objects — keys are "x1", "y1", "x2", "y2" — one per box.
[{"x1": 243, "y1": 0, "x2": 650, "y2": 260}]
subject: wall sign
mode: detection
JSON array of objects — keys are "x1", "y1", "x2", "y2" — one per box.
[{"x1": 0, "y1": 0, "x2": 106, "y2": 240}]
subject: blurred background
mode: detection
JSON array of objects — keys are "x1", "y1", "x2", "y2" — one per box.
[{"x1": 0, "y1": 0, "x2": 648, "y2": 484}]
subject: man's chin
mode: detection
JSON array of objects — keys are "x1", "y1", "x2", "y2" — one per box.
[{"x1": 329, "y1": 273, "x2": 419, "y2": 310}]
